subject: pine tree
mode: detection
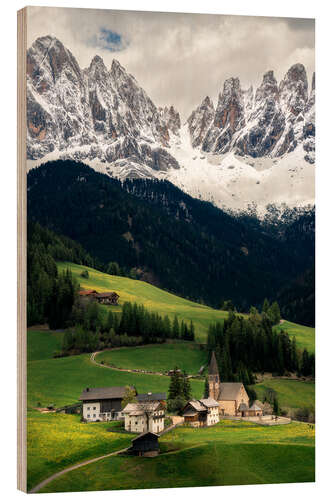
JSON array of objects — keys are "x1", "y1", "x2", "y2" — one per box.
[
  {"x1": 172, "y1": 315, "x2": 180, "y2": 339},
  {"x1": 262, "y1": 298, "x2": 270, "y2": 314},
  {"x1": 182, "y1": 371, "x2": 192, "y2": 401},
  {"x1": 168, "y1": 367, "x2": 183, "y2": 400}
]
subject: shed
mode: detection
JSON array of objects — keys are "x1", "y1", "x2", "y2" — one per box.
[{"x1": 129, "y1": 432, "x2": 159, "y2": 456}]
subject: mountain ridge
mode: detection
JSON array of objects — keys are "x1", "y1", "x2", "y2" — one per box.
[{"x1": 27, "y1": 35, "x2": 315, "y2": 213}]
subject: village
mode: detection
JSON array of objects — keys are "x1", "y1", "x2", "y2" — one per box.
[{"x1": 77, "y1": 351, "x2": 289, "y2": 457}]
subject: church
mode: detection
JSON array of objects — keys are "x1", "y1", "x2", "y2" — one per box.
[{"x1": 208, "y1": 351, "x2": 250, "y2": 416}]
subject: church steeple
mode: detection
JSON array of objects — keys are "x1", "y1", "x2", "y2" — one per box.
[{"x1": 208, "y1": 351, "x2": 220, "y2": 400}]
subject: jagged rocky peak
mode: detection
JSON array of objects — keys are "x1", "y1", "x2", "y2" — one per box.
[
  {"x1": 26, "y1": 35, "x2": 182, "y2": 174},
  {"x1": 214, "y1": 77, "x2": 244, "y2": 132},
  {"x1": 159, "y1": 105, "x2": 181, "y2": 136},
  {"x1": 89, "y1": 55, "x2": 108, "y2": 75},
  {"x1": 28, "y1": 35, "x2": 82, "y2": 87},
  {"x1": 279, "y1": 63, "x2": 308, "y2": 116},
  {"x1": 255, "y1": 70, "x2": 279, "y2": 103},
  {"x1": 187, "y1": 96, "x2": 215, "y2": 148}
]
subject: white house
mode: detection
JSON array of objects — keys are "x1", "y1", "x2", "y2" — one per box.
[
  {"x1": 183, "y1": 398, "x2": 220, "y2": 427},
  {"x1": 79, "y1": 386, "x2": 135, "y2": 422},
  {"x1": 122, "y1": 401, "x2": 165, "y2": 434}
]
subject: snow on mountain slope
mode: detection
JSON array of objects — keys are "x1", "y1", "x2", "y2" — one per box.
[
  {"x1": 26, "y1": 35, "x2": 315, "y2": 214},
  {"x1": 165, "y1": 126, "x2": 314, "y2": 214}
]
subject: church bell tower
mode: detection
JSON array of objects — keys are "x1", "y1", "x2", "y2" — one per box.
[{"x1": 208, "y1": 351, "x2": 220, "y2": 400}]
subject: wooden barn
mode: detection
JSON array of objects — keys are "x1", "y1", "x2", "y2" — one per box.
[
  {"x1": 129, "y1": 432, "x2": 160, "y2": 457},
  {"x1": 95, "y1": 292, "x2": 119, "y2": 305}
]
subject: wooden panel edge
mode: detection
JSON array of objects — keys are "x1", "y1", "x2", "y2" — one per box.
[{"x1": 17, "y1": 6, "x2": 27, "y2": 493}]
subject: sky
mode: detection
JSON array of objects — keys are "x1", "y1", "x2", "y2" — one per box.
[{"x1": 27, "y1": 7, "x2": 315, "y2": 119}]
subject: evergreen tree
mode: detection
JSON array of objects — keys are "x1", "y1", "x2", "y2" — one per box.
[
  {"x1": 172, "y1": 315, "x2": 180, "y2": 339},
  {"x1": 182, "y1": 371, "x2": 192, "y2": 401},
  {"x1": 262, "y1": 298, "x2": 270, "y2": 314}
]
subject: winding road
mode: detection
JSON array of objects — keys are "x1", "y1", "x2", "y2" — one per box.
[
  {"x1": 29, "y1": 447, "x2": 129, "y2": 493},
  {"x1": 90, "y1": 350, "x2": 168, "y2": 377}
]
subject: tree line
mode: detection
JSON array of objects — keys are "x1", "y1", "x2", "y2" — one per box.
[
  {"x1": 207, "y1": 309, "x2": 315, "y2": 382},
  {"x1": 60, "y1": 301, "x2": 195, "y2": 356}
]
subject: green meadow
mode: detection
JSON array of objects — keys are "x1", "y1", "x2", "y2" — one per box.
[
  {"x1": 27, "y1": 412, "x2": 132, "y2": 492},
  {"x1": 39, "y1": 420, "x2": 315, "y2": 492},
  {"x1": 27, "y1": 266, "x2": 315, "y2": 492},
  {"x1": 274, "y1": 321, "x2": 315, "y2": 353},
  {"x1": 57, "y1": 262, "x2": 315, "y2": 351},
  {"x1": 252, "y1": 378, "x2": 315, "y2": 413},
  {"x1": 57, "y1": 261, "x2": 232, "y2": 343},
  {"x1": 96, "y1": 343, "x2": 207, "y2": 375}
]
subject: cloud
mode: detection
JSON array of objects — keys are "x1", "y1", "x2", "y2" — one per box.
[
  {"x1": 27, "y1": 7, "x2": 315, "y2": 119},
  {"x1": 88, "y1": 28, "x2": 129, "y2": 52}
]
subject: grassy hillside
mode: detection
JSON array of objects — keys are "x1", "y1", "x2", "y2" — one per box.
[
  {"x1": 57, "y1": 262, "x2": 315, "y2": 350},
  {"x1": 27, "y1": 413, "x2": 132, "y2": 491},
  {"x1": 57, "y1": 261, "x2": 232, "y2": 343},
  {"x1": 27, "y1": 329, "x2": 204, "y2": 410},
  {"x1": 252, "y1": 379, "x2": 315, "y2": 413},
  {"x1": 39, "y1": 420, "x2": 315, "y2": 492},
  {"x1": 95, "y1": 343, "x2": 207, "y2": 375},
  {"x1": 274, "y1": 321, "x2": 315, "y2": 353},
  {"x1": 27, "y1": 329, "x2": 64, "y2": 361}
]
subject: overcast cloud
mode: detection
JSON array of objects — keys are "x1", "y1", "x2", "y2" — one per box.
[{"x1": 27, "y1": 7, "x2": 315, "y2": 118}]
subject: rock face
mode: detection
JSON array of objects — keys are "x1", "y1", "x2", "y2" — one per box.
[
  {"x1": 27, "y1": 36, "x2": 180, "y2": 173},
  {"x1": 188, "y1": 63, "x2": 315, "y2": 163},
  {"x1": 187, "y1": 96, "x2": 215, "y2": 148}
]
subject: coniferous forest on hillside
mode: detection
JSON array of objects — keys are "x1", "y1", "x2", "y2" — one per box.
[{"x1": 27, "y1": 160, "x2": 314, "y2": 326}]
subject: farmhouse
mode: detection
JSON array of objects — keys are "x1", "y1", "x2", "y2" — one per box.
[
  {"x1": 78, "y1": 289, "x2": 119, "y2": 305},
  {"x1": 183, "y1": 398, "x2": 220, "y2": 427},
  {"x1": 122, "y1": 401, "x2": 165, "y2": 433},
  {"x1": 79, "y1": 386, "x2": 136, "y2": 422},
  {"x1": 208, "y1": 351, "x2": 250, "y2": 416},
  {"x1": 95, "y1": 292, "x2": 119, "y2": 305},
  {"x1": 129, "y1": 432, "x2": 160, "y2": 457}
]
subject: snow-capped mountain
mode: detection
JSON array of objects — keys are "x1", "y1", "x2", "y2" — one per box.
[{"x1": 27, "y1": 36, "x2": 315, "y2": 213}]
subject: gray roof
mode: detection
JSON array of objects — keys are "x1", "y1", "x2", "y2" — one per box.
[
  {"x1": 187, "y1": 400, "x2": 207, "y2": 412},
  {"x1": 79, "y1": 386, "x2": 134, "y2": 401},
  {"x1": 137, "y1": 392, "x2": 166, "y2": 402},
  {"x1": 123, "y1": 401, "x2": 162, "y2": 413},
  {"x1": 249, "y1": 403, "x2": 263, "y2": 411},
  {"x1": 199, "y1": 398, "x2": 219, "y2": 408},
  {"x1": 209, "y1": 351, "x2": 219, "y2": 376},
  {"x1": 132, "y1": 431, "x2": 159, "y2": 442},
  {"x1": 218, "y1": 382, "x2": 244, "y2": 401}
]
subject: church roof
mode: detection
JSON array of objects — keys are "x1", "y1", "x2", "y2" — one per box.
[
  {"x1": 218, "y1": 382, "x2": 244, "y2": 401},
  {"x1": 208, "y1": 351, "x2": 219, "y2": 375}
]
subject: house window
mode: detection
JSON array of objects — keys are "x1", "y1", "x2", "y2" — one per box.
[
  {"x1": 93, "y1": 407, "x2": 96, "y2": 410},
  {"x1": 93, "y1": 414, "x2": 96, "y2": 418},
  {"x1": 87, "y1": 407, "x2": 90, "y2": 410},
  {"x1": 87, "y1": 414, "x2": 90, "y2": 418}
]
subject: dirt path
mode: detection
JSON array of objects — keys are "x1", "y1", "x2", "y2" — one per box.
[
  {"x1": 90, "y1": 351, "x2": 168, "y2": 377},
  {"x1": 29, "y1": 447, "x2": 129, "y2": 493}
]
